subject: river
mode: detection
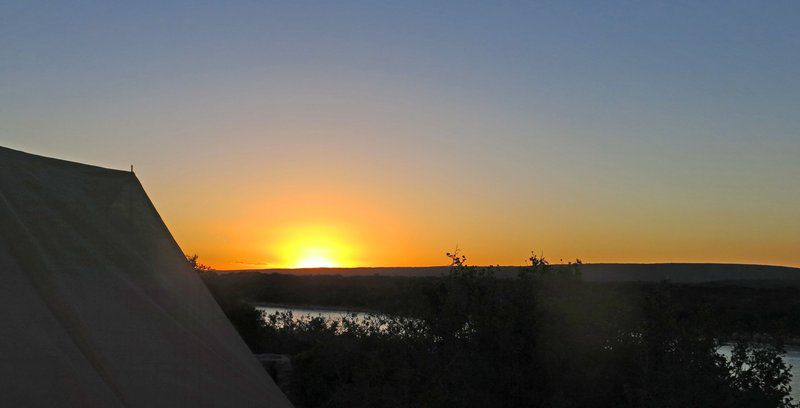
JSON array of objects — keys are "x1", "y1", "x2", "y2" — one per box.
[{"x1": 256, "y1": 305, "x2": 800, "y2": 400}]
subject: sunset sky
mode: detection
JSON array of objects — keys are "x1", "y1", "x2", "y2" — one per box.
[{"x1": 2, "y1": 1, "x2": 798, "y2": 269}]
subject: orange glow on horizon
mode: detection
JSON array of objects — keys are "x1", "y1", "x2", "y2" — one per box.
[
  {"x1": 160, "y1": 165, "x2": 800, "y2": 271},
  {"x1": 294, "y1": 254, "x2": 337, "y2": 268},
  {"x1": 273, "y1": 225, "x2": 357, "y2": 269}
]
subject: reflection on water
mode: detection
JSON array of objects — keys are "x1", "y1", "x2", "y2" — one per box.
[
  {"x1": 255, "y1": 305, "x2": 371, "y2": 325},
  {"x1": 257, "y1": 305, "x2": 800, "y2": 401}
]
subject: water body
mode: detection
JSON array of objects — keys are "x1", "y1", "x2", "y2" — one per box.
[
  {"x1": 255, "y1": 305, "x2": 371, "y2": 325},
  {"x1": 257, "y1": 305, "x2": 800, "y2": 400}
]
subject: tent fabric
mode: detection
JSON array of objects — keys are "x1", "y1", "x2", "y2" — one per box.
[{"x1": 0, "y1": 146, "x2": 291, "y2": 407}]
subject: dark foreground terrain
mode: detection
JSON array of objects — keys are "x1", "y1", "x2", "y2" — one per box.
[{"x1": 199, "y1": 258, "x2": 800, "y2": 408}]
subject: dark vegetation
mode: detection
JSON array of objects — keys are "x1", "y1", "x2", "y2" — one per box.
[{"x1": 193, "y1": 254, "x2": 800, "y2": 407}]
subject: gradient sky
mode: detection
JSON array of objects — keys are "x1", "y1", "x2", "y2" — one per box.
[{"x1": 2, "y1": 1, "x2": 798, "y2": 268}]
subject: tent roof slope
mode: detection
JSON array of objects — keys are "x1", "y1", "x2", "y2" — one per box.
[{"x1": 0, "y1": 146, "x2": 292, "y2": 407}]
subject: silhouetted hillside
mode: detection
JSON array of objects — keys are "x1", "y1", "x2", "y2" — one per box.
[
  {"x1": 203, "y1": 259, "x2": 800, "y2": 407},
  {"x1": 230, "y1": 263, "x2": 800, "y2": 283}
]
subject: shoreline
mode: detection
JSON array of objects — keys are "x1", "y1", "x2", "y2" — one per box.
[
  {"x1": 250, "y1": 302, "x2": 800, "y2": 347},
  {"x1": 249, "y1": 302, "x2": 378, "y2": 314}
]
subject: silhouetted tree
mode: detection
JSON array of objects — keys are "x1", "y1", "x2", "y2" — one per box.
[{"x1": 200, "y1": 252, "x2": 798, "y2": 407}]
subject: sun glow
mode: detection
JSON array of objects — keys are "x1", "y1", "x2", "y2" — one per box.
[
  {"x1": 275, "y1": 225, "x2": 357, "y2": 269},
  {"x1": 295, "y1": 255, "x2": 336, "y2": 268}
]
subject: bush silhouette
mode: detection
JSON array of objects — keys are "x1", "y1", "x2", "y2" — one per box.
[{"x1": 199, "y1": 252, "x2": 798, "y2": 407}]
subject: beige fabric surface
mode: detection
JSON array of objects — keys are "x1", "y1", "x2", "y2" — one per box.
[{"x1": 0, "y1": 146, "x2": 291, "y2": 407}]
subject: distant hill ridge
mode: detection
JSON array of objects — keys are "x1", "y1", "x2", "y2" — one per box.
[{"x1": 230, "y1": 263, "x2": 800, "y2": 283}]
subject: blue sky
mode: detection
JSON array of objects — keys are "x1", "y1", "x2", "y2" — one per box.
[{"x1": 1, "y1": 1, "x2": 798, "y2": 267}]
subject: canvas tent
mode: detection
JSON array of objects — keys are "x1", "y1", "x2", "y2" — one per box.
[{"x1": 0, "y1": 146, "x2": 291, "y2": 407}]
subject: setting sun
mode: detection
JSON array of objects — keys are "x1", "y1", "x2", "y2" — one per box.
[
  {"x1": 294, "y1": 254, "x2": 336, "y2": 268},
  {"x1": 274, "y1": 225, "x2": 357, "y2": 269}
]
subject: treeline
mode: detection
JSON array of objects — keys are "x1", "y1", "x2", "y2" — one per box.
[
  {"x1": 195, "y1": 255, "x2": 800, "y2": 407},
  {"x1": 199, "y1": 271, "x2": 413, "y2": 312},
  {"x1": 199, "y1": 269, "x2": 800, "y2": 341}
]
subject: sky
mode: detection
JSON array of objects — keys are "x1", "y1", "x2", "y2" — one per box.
[{"x1": 1, "y1": 1, "x2": 798, "y2": 269}]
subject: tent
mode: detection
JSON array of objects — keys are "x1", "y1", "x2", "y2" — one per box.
[{"x1": 0, "y1": 146, "x2": 291, "y2": 407}]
